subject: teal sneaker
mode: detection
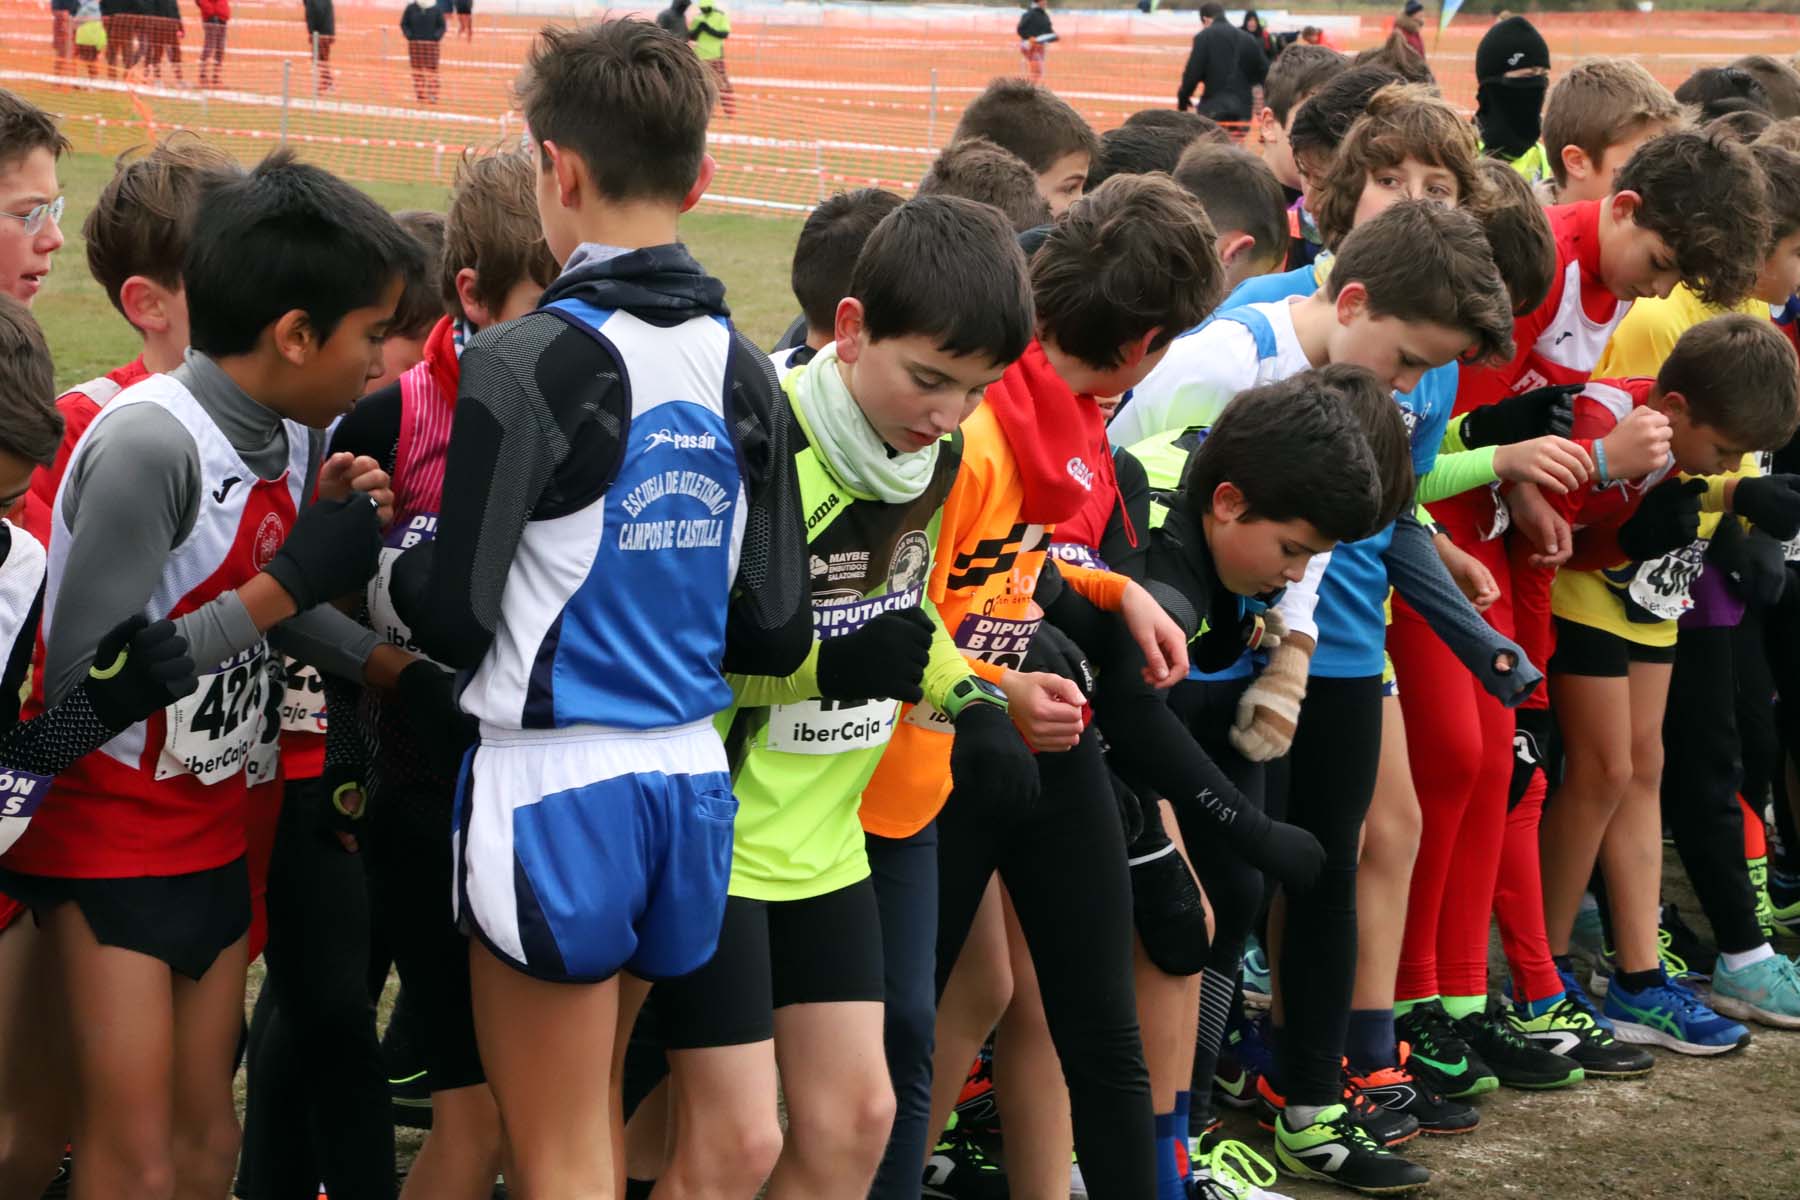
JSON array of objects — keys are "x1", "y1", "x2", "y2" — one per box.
[
  {"x1": 1242, "y1": 935, "x2": 1272, "y2": 1009},
  {"x1": 1709, "y1": 953, "x2": 1800, "y2": 1030}
]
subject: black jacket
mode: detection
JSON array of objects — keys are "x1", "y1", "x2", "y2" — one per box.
[
  {"x1": 1176, "y1": 20, "x2": 1265, "y2": 119},
  {"x1": 1017, "y1": 6, "x2": 1052, "y2": 39},
  {"x1": 655, "y1": 1, "x2": 690, "y2": 38},
  {"x1": 400, "y1": 1, "x2": 444, "y2": 41}
]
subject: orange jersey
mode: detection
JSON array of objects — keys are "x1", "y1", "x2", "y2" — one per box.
[{"x1": 859, "y1": 402, "x2": 1125, "y2": 839}]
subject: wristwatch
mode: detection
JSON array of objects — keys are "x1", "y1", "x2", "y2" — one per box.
[{"x1": 941, "y1": 674, "x2": 1009, "y2": 721}]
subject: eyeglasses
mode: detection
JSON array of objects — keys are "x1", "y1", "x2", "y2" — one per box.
[{"x1": 0, "y1": 196, "x2": 64, "y2": 236}]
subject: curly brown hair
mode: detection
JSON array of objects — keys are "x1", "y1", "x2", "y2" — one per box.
[
  {"x1": 1327, "y1": 199, "x2": 1515, "y2": 368},
  {"x1": 1313, "y1": 82, "x2": 1485, "y2": 251},
  {"x1": 1031, "y1": 173, "x2": 1223, "y2": 370},
  {"x1": 1616, "y1": 128, "x2": 1771, "y2": 307},
  {"x1": 1660, "y1": 313, "x2": 1800, "y2": 451}
]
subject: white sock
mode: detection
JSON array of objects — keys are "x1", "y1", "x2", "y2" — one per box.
[
  {"x1": 1283, "y1": 1104, "x2": 1330, "y2": 1130},
  {"x1": 1720, "y1": 944, "x2": 1777, "y2": 973}
]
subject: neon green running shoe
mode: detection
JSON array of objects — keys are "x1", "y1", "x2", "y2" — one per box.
[{"x1": 1273, "y1": 1104, "x2": 1430, "y2": 1195}]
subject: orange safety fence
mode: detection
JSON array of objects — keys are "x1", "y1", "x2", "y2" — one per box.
[{"x1": 5, "y1": 1, "x2": 1800, "y2": 214}]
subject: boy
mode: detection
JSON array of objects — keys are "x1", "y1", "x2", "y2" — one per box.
[
  {"x1": 322, "y1": 147, "x2": 559, "y2": 1200},
  {"x1": 1281, "y1": 64, "x2": 1406, "y2": 270},
  {"x1": 917, "y1": 137, "x2": 1050, "y2": 234},
  {"x1": 0, "y1": 150, "x2": 415, "y2": 1199},
  {"x1": 0, "y1": 296, "x2": 203, "y2": 1199},
  {"x1": 1543, "y1": 315, "x2": 1800, "y2": 1049},
  {"x1": 1256, "y1": 41, "x2": 1345, "y2": 200},
  {"x1": 1541, "y1": 58, "x2": 1683, "y2": 204},
  {"x1": 643, "y1": 194, "x2": 1037, "y2": 1200},
  {"x1": 858, "y1": 174, "x2": 1207, "y2": 1200},
  {"x1": 1472, "y1": 15, "x2": 1551, "y2": 183},
  {"x1": 770, "y1": 187, "x2": 902, "y2": 372},
  {"x1": 951, "y1": 77, "x2": 1098, "y2": 216},
  {"x1": 368, "y1": 208, "x2": 447, "y2": 393},
  {"x1": 1085, "y1": 117, "x2": 1226, "y2": 191},
  {"x1": 0, "y1": 91, "x2": 67, "y2": 308},
  {"x1": 1117, "y1": 200, "x2": 1522, "y2": 1194},
  {"x1": 1173, "y1": 142, "x2": 1290, "y2": 290},
  {"x1": 385, "y1": 21, "x2": 812, "y2": 1195}
]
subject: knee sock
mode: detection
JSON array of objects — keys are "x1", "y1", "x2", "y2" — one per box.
[
  {"x1": 1345, "y1": 1009, "x2": 1397, "y2": 1073},
  {"x1": 1173, "y1": 1090, "x2": 1193, "y2": 1178},
  {"x1": 1190, "y1": 966, "x2": 1236, "y2": 1110},
  {"x1": 1153, "y1": 1109, "x2": 1185, "y2": 1200},
  {"x1": 1517, "y1": 989, "x2": 1564, "y2": 1018}
]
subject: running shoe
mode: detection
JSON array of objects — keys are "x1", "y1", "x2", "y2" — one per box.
[
  {"x1": 1272, "y1": 1104, "x2": 1431, "y2": 1195},
  {"x1": 1242, "y1": 935, "x2": 1272, "y2": 1009},
  {"x1": 1552, "y1": 959, "x2": 1612, "y2": 1030},
  {"x1": 1770, "y1": 869, "x2": 1800, "y2": 936},
  {"x1": 1393, "y1": 1000, "x2": 1497, "y2": 1100},
  {"x1": 1512, "y1": 995, "x2": 1654, "y2": 1078},
  {"x1": 1603, "y1": 968, "x2": 1752, "y2": 1055},
  {"x1": 1452, "y1": 999, "x2": 1585, "y2": 1090},
  {"x1": 951, "y1": 1041, "x2": 999, "y2": 1135},
  {"x1": 1190, "y1": 1139, "x2": 1293, "y2": 1200},
  {"x1": 1659, "y1": 903, "x2": 1717, "y2": 980},
  {"x1": 1347, "y1": 1045, "x2": 1479, "y2": 1136},
  {"x1": 1213, "y1": 1010, "x2": 1272, "y2": 1111},
  {"x1": 922, "y1": 1115, "x2": 1007, "y2": 1200},
  {"x1": 1709, "y1": 952, "x2": 1800, "y2": 1029},
  {"x1": 1590, "y1": 928, "x2": 1701, "y2": 997},
  {"x1": 1256, "y1": 1072, "x2": 1419, "y2": 1148}
]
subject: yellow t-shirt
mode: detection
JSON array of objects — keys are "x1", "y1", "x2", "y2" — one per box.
[{"x1": 1552, "y1": 286, "x2": 1765, "y2": 645}]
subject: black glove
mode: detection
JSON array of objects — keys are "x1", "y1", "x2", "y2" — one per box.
[
  {"x1": 1617, "y1": 478, "x2": 1706, "y2": 562},
  {"x1": 1458, "y1": 382, "x2": 1582, "y2": 449},
  {"x1": 1733, "y1": 474, "x2": 1800, "y2": 541},
  {"x1": 949, "y1": 700, "x2": 1040, "y2": 814},
  {"x1": 815, "y1": 607, "x2": 933, "y2": 703},
  {"x1": 1509, "y1": 706, "x2": 1555, "y2": 810},
  {"x1": 1711, "y1": 517, "x2": 1789, "y2": 607},
  {"x1": 86, "y1": 615, "x2": 199, "y2": 730},
  {"x1": 1022, "y1": 620, "x2": 1095, "y2": 695},
  {"x1": 319, "y1": 755, "x2": 366, "y2": 843},
  {"x1": 396, "y1": 659, "x2": 477, "y2": 780},
  {"x1": 264, "y1": 494, "x2": 382, "y2": 611},
  {"x1": 1128, "y1": 814, "x2": 1210, "y2": 976}
]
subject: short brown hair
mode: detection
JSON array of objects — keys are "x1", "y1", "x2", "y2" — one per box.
[
  {"x1": 1123, "y1": 108, "x2": 1228, "y2": 139},
  {"x1": 1616, "y1": 128, "x2": 1770, "y2": 307},
  {"x1": 1264, "y1": 42, "x2": 1347, "y2": 125},
  {"x1": 1476, "y1": 158, "x2": 1556, "y2": 315},
  {"x1": 0, "y1": 296, "x2": 60, "y2": 467},
  {"x1": 1542, "y1": 58, "x2": 1683, "y2": 188},
  {"x1": 1658, "y1": 313, "x2": 1800, "y2": 450},
  {"x1": 1735, "y1": 55, "x2": 1800, "y2": 119},
  {"x1": 1350, "y1": 31, "x2": 1433, "y2": 85},
  {"x1": 441, "y1": 150, "x2": 559, "y2": 325},
  {"x1": 1087, "y1": 118, "x2": 1227, "y2": 190},
  {"x1": 0, "y1": 90, "x2": 69, "y2": 172},
  {"x1": 83, "y1": 132, "x2": 241, "y2": 320},
  {"x1": 1172, "y1": 142, "x2": 1288, "y2": 272},
  {"x1": 1326, "y1": 199, "x2": 1515, "y2": 367},
  {"x1": 1757, "y1": 116, "x2": 1800, "y2": 155},
  {"x1": 1313, "y1": 83, "x2": 1484, "y2": 251},
  {"x1": 389, "y1": 210, "x2": 447, "y2": 340},
  {"x1": 1708, "y1": 108, "x2": 1774, "y2": 145},
  {"x1": 1031, "y1": 173, "x2": 1223, "y2": 370},
  {"x1": 517, "y1": 19, "x2": 713, "y2": 204},
  {"x1": 918, "y1": 138, "x2": 1051, "y2": 233},
  {"x1": 1287, "y1": 64, "x2": 1407, "y2": 178},
  {"x1": 1751, "y1": 142, "x2": 1800, "y2": 245},
  {"x1": 951, "y1": 78, "x2": 1099, "y2": 175},
  {"x1": 791, "y1": 188, "x2": 903, "y2": 334}
]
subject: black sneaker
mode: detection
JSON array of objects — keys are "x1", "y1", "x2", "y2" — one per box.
[
  {"x1": 1273, "y1": 1104, "x2": 1432, "y2": 1195},
  {"x1": 1341, "y1": 1068, "x2": 1421, "y2": 1148},
  {"x1": 922, "y1": 1117, "x2": 1007, "y2": 1200},
  {"x1": 1348, "y1": 1045, "x2": 1480, "y2": 1136},
  {"x1": 1512, "y1": 995, "x2": 1655, "y2": 1079},
  {"x1": 1395, "y1": 1000, "x2": 1497, "y2": 1099},
  {"x1": 1660, "y1": 903, "x2": 1717, "y2": 980},
  {"x1": 1453, "y1": 999, "x2": 1585, "y2": 1090}
]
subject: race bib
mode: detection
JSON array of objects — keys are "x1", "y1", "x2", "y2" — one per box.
[
  {"x1": 0, "y1": 767, "x2": 53, "y2": 855},
  {"x1": 906, "y1": 609, "x2": 1042, "y2": 731},
  {"x1": 762, "y1": 587, "x2": 917, "y2": 756},
  {"x1": 159, "y1": 643, "x2": 268, "y2": 785},
  {"x1": 1783, "y1": 531, "x2": 1800, "y2": 564},
  {"x1": 280, "y1": 659, "x2": 327, "y2": 735},
  {"x1": 368, "y1": 512, "x2": 437, "y2": 661},
  {"x1": 1627, "y1": 539, "x2": 1707, "y2": 621},
  {"x1": 1047, "y1": 541, "x2": 1109, "y2": 572}
]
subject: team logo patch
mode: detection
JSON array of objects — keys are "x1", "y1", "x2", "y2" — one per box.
[
  {"x1": 253, "y1": 512, "x2": 285, "y2": 569},
  {"x1": 888, "y1": 530, "x2": 931, "y2": 593}
]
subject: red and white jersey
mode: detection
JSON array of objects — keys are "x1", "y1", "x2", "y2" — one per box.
[
  {"x1": 4, "y1": 373, "x2": 309, "y2": 878},
  {"x1": 19, "y1": 357, "x2": 150, "y2": 550}
]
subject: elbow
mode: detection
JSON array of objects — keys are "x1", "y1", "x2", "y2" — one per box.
[{"x1": 722, "y1": 610, "x2": 812, "y2": 678}]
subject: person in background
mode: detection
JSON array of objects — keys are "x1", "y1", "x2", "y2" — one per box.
[
  {"x1": 51, "y1": 0, "x2": 78, "y2": 77},
  {"x1": 142, "y1": 0, "x2": 183, "y2": 86},
  {"x1": 1178, "y1": 1, "x2": 1266, "y2": 123},
  {"x1": 71, "y1": 0, "x2": 104, "y2": 80},
  {"x1": 400, "y1": 0, "x2": 445, "y2": 105},
  {"x1": 451, "y1": 0, "x2": 470, "y2": 40},
  {"x1": 1396, "y1": 0, "x2": 1427, "y2": 58},
  {"x1": 656, "y1": 0, "x2": 691, "y2": 40},
  {"x1": 1474, "y1": 14, "x2": 1552, "y2": 184},
  {"x1": 303, "y1": 0, "x2": 334, "y2": 93},
  {"x1": 690, "y1": 0, "x2": 734, "y2": 117},
  {"x1": 99, "y1": 0, "x2": 141, "y2": 80},
  {"x1": 1017, "y1": 0, "x2": 1054, "y2": 84},
  {"x1": 1242, "y1": 9, "x2": 1274, "y2": 62},
  {"x1": 197, "y1": 0, "x2": 226, "y2": 87}
]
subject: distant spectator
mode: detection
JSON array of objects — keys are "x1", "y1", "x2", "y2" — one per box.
[
  {"x1": 51, "y1": 0, "x2": 79, "y2": 75},
  {"x1": 450, "y1": 0, "x2": 470, "y2": 40},
  {"x1": 142, "y1": 0, "x2": 184, "y2": 85},
  {"x1": 1016, "y1": 0, "x2": 1055, "y2": 83},
  {"x1": 400, "y1": 0, "x2": 445, "y2": 104},
  {"x1": 72, "y1": 0, "x2": 105, "y2": 78},
  {"x1": 196, "y1": 0, "x2": 227, "y2": 87},
  {"x1": 1241, "y1": 9, "x2": 1274, "y2": 61},
  {"x1": 1396, "y1": 0, "x2": 1426, "y2": 58},
  {"x1": 1177, "y1": 1, "x2": 1267, "y2": 122},
  {"x1": 99, "y1": 0, "x2": 142, "y2": 79},
  {"x1": 302, "y1": 0, "x2": 334, "y2": 93},
  {"x1": 656, "y1": 0, "x2": 691, "y2": 40},
  {"x1": 689, "y1": 0, "x2": 734, "y2": 117}
]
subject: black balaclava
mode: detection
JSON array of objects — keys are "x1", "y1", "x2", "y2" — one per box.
[{"x1": 1474, "y1": 15, "x2": 1551, "y2": 160}]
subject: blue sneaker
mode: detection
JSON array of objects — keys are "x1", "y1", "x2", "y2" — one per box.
[
  {"x1": 1555, "y1": 960, "x2": 1613, "y2": 1031},
  {"x1": 1603, "y1": 968, "x2": 1751, "y2": 1056},
  {"x1": 1241, "y1": 936, "x2": 1271, "y2": 1009},
  {"x1": 1212, "y1": 1010, "x2": 1272, "y2": 1110},
  {"x1": 1709, "y1": 953, "x2": 1800, "y2": 1030}
]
